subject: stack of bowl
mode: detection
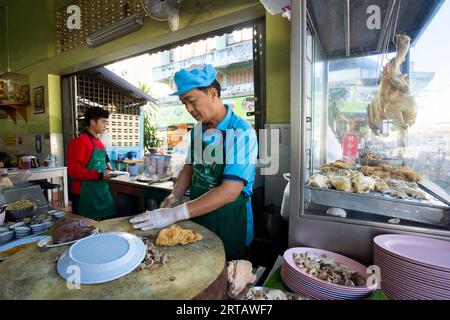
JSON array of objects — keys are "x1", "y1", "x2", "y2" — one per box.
[
  {"x1": 30, "y1": 223, "x2": 47, "y2": 235},
  {"x1": 14, "y1": 226, "x2": 32, "y2": 239},
  {"x1": 43, "y1": 221, "x2": 53, "y2": 229},
  {"x1": 0, "y1": 228, "x2": 14, "y2": 244}
]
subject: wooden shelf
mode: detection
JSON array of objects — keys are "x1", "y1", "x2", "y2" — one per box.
[
  {"x1": 0, "y1": 101, "x2": 30, "y2": 124},
  {"x1": 0, "y1": 100, "x2": 29, "y2": 106}
]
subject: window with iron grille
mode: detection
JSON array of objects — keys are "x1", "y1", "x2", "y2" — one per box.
[{"x1": 75, "y1": 74, "x2": 149, "y2": 147}]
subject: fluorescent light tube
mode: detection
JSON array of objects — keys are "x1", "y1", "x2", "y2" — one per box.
[{"x1": 87, "y1": 13, "x2": 144, "y2": 48}]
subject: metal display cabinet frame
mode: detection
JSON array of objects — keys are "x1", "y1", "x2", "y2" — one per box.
[{"x1": 288, "y1": 0, "x2": 450, "y2": 266}]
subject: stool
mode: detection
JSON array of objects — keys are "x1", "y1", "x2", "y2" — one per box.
[{"x1": 41, "y1": 183, "x2": 63, "y2": 210}]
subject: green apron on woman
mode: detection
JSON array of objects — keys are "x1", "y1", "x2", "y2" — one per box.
[
  {"x1": 190, "y1": 136, "x2": 247, "y2": 261},
  {"x1": 78, "y1": 135, "x2": 115, "y2": 220}
]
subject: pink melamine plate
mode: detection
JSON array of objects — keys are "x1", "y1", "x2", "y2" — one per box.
[
  {"x1": 377, "y1": 270, "x2": 446, "y2": 300},
  {"x1": 374, "y1": 255, "x2": 450, "y2": 299},
  {"x1": 283, "y1": 248, "x2": 373, "y2": 293},
  {"x1": 374, "y1": 244, "x2": 450, "y2": 279},
  {"x1": 281, "y1": 268, "x2": 342, "y2": 300},
  {"x1": 374, "y1": 235, "x2": 450, "y2": 271},
  {"x1": 282, "y1": 261, "x2": 373, "y2": 296},
  {"x1": 374, "y1": 250, "x2": 450, "y2": 285}
]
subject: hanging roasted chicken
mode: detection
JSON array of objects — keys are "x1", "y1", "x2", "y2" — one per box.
[{"x1": 367, "y1": 34, "x2": 418, "y2": 136}]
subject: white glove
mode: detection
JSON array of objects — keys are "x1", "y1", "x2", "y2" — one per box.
[
  {"x1": 129, "y1": 203, "x2": 190, "y2": 231},
  {"x1": 160, "y1": 194, "x2": 180, "y2": 208}
]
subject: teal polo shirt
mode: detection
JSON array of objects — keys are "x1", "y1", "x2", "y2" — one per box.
[{"x1": 187, "y1": 105, "x2": 258, "y2": 245}]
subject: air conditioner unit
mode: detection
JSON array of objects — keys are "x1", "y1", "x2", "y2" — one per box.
[{"x1": 87, "y1": 13, "x2": 144, "y2": 48}]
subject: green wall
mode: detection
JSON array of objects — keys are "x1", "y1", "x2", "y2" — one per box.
[
  {"x1": 0, "y1": 0, "x2": 291, "y2": 134},
  {"x1": 266, "y1": 13, "x2": 291, "y2": 124}
]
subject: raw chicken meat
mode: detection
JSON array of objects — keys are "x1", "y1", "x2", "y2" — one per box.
[{"x1": 227, "y1": 260, "x2": 256, "y2": 298}]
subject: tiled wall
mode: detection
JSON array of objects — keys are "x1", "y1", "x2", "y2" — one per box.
[
  {"x1": 0, "y1": 133, "x2": 63, "y2": 167},
  {"x1": 0, "y1": 133, "x2": 51, "y2": 166}
]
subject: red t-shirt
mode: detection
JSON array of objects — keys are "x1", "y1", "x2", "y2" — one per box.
[{"x1": 67, "y1": 132, "x2": 105, "y2": 195}]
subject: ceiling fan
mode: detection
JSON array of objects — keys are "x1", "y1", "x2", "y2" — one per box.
[{"x1": 140, "y1": 0, "x2": 182, "y2": 32}]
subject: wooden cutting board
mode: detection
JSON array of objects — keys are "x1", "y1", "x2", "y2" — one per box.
[{"x1": 0, "y1": 216, "x2": 227, "y2": 300}]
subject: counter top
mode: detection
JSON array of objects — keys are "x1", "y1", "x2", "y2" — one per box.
[
  {"x1": 110, "y1": 177, "x2": 177, "y2": 193},
  {"x1": 0, "y1": 215, "x2": 227, "y2": 300}
]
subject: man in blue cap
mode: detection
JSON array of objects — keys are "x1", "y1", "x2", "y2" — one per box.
[{"x1": 130, "y1": 64, "x2": 258, "y2": 260}]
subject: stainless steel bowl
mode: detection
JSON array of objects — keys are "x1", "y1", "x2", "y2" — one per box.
[
  {"x1": 358, "y1": 158, "x2": 405, "y2": 167},
  {"x1": 5, "y1": 199, "x2": 40, "y2": 221}
]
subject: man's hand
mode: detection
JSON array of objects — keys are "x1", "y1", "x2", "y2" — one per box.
[
  {"x1": 129, "y1": 203, "x2": 190, "y2": 231},
  {"x1": 160, "y1": 194, "x2": 180, "y2": 208},
  {"x1": 103, "y1": 171, "x2": 114, "y2": 180}
]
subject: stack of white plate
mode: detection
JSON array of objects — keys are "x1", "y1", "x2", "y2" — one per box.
[
  {"x1": 0, "y1": 230, "x2": 14, "y2": 245},
  {"x1": 374, "y1": 234, "x2": 450, "y2": 300},
  {"x1": 281, "y1": 248, "x2": 375, "y2": 300},
  {"x1": 30, "y1": 223, "x2": 47, "y2": 235},
  {"x1": 14, "y1": 226, "x2": 32, "y2": 239}
]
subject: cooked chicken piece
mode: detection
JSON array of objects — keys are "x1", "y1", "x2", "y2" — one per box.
[
  {"x1": 352, "y1": 174, "x2": 376, "y2": 194},
  {"x1": 361, "y1": 165, "x2": 421, "y2": 182},
  {"x1": 333, "y1": 160, "x2": 354, "y2": 169},
  {"x1": 385, "y1": 186, "x2": 428, "y2": 200},
  {"x1": 391, "y1": 166, "x2": 422, "y2": 182},
  {"x1": 361, "y1": 166, "x2": 377, "y2": 176},
  {"x1": 330, "y1": 176, "x2": 353, "y2": 192},
  {"x1": 321, "y1": 160, "x2": 354, "y2": 172},
  {"x1": 385, "y1": 179, "x2": 418, "y2": 189},
  {"x1": 308, "y1": 174, "x2": 330, "y2": 189},
  {"x1": 367, "y1": 34, "x2": 418, "y2": 136},
  {"x1": 156, "y1": 225, "x2": 203, "y2": 247},
  {"x1": 374, "y1": 179, "x2": 390, "y2": 193}
]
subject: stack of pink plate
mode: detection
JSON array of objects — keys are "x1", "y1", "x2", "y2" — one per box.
[
  {"x1": 374, "y1": 234, "x2": 450, "y2": 300},
  {"x1": 281, "y1": 248, "x2": 375, "y2": 300}
]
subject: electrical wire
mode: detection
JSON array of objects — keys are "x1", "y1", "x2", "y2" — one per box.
[{"x1": 0, "y1": 0, "x2": 11, "y2": 72}]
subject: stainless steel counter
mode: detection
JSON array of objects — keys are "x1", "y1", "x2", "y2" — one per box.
[{"x1": 107, "y1": 178, "x2": 189, "y2": 217}]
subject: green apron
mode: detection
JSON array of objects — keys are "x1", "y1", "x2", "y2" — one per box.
[
  {"x1": 190, "y1": 134, "x2": 247, "y2": 261},
  {"x1": 78, "y1": 135, "x2": 115, "y2": 220}
]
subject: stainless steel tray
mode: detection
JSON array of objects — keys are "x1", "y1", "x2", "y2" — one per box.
[
  {"x1": 357, "y1": 158, "x2": 405, "y2": 166},
  {"x1": 305, "y1": 187, "x2": 450, "y2": 227}
]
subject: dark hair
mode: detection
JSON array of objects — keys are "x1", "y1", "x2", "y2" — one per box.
[
  {"x1": 84, "y1": 107, "x2": 110, "y2": 126},
  {"x1": 199, "y1": 79, "x2": 221, "y2": 98}
]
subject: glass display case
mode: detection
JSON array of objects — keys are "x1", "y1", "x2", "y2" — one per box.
[
  {"x1": 0, "y1": 72, "x2": 29, "y2": 103},
  {"x1": 289, "y1": 0, "x2": 450, "y2": 265}
]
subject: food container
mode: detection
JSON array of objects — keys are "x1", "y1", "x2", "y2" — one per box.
[
  {"x1": 5, "y1": 199, "x2": 40, "y2": 221},
  {"x1": 358, "y1": 158, "x2": 405, "y2": 167},
  {"x1": 0, "y1": 72, "x2": 29, "y2": 102}
]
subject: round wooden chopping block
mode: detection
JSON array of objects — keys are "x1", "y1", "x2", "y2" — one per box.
[{"x1": 0, "y1": 217, "x2": 227, "y2": 300}]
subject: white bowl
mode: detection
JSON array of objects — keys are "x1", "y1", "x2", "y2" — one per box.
[
  {"x1": 13, "y1": 226, "x2": 31, "y2": 232},
  {"x1": 10, "y1": 222, "x2": 26, "y2": 229},
  {"x1": 54, "y1": 212, "x2": 66, "y2": 219},
  {"x1": 0, "y1": 227, "x2": 9, "y2": 233},
  {"x1": 57, "y1": 232, "x2": 146, "y2": 284}
]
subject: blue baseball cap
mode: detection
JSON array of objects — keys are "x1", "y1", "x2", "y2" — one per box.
[{"x1": 171, "y1": 64, "x2": 217, "y2": 96}]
